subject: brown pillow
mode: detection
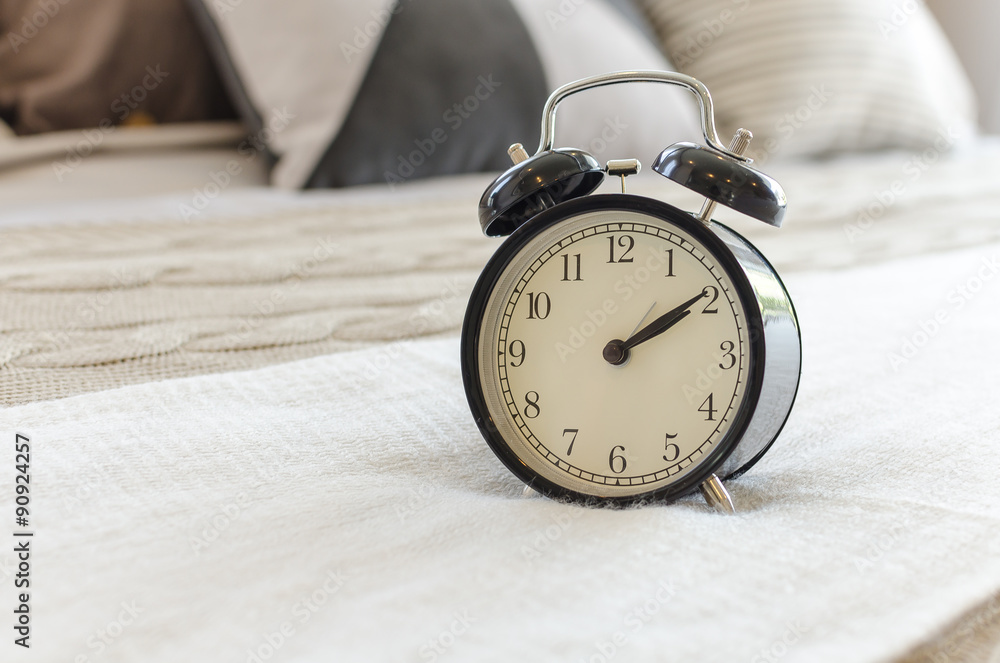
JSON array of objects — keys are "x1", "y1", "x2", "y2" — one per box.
[{"x1": 0, "y1": 0, "x2": 233, "y2": 134}]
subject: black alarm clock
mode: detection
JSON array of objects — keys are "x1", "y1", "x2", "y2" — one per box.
[{"x1": 461, "y1": 71, "x2": 801, "y2": 512}]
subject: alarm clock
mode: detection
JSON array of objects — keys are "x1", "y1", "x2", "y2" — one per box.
[{"x1": 461, "y1": 71, "x2": 801, "y2": 512}]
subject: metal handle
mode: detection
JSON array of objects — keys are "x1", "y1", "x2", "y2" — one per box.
[{"x1": 535, "y1": 70, "x2": 750, "y2": 162}]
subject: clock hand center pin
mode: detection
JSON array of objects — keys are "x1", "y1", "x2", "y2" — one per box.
[{"x1": 601, "y1": 301, "x2": 656, "y2": 366}]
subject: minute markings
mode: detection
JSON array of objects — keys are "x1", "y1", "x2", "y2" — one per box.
[{"x1": 494, "y1": 220, "x2": 747, "y2": 487}]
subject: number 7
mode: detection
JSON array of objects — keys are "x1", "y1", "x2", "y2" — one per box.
[{"x1": 563, "y1": 429, "x2": 579, "y2": 455}]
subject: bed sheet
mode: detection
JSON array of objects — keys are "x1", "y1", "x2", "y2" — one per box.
[{"x1": 0, "y1": 122, "x2": 268, "y2": 223}]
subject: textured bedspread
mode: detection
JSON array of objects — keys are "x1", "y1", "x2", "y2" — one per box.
[
  {"x1": 1, "y1": 142, "x2": 1000, "y2": 661},
  {"x1": 3, "y1": 144, "x2": 1000, "y2": 406},
  {"x1": 0, "y1": 180, "x2": 492, "y2": 405}
]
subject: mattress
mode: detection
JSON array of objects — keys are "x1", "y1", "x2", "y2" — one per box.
[{"x1": 1, "y1": 124, "x2": 999, "y2": 662}]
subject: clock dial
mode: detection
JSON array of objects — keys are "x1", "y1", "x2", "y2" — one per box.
[{"x1": 473, "y1": 204, "x2": 760, "y2": 500}]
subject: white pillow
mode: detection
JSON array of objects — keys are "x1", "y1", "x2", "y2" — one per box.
[
  {"x1": 188, "y1": 0, "x2": 391, "y2": 188},
  {"x1": 926, "y1": 0, "x2": 1000, "y2": 132},
  {"x1": 189, "y1": 0, "x2": 701, "y2": 188},
  {"x1": 504, "y1": 0, "x2": 702, "y2": 168},
  {"x1": 637, "y1": 0, "x2": 978, "y2": 163}
]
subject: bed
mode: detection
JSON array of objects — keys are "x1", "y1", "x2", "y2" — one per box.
[{"x1": 2, "y1": 1, "x2": 1000, "y2": 662}]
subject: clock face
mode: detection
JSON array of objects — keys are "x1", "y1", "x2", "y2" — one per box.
[{"x1": 464, "y1": 196, "x2": 763, "y2": 502}]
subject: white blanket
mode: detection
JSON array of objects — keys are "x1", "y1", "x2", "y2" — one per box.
[
  {"x1": 2, "y1": 240, "x2": 1000, "y2": 662},
  {"x1": 2, "y1": 130, "x2": 1000, "y2": 662}
]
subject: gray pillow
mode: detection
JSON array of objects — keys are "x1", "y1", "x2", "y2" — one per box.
[{"x1": 187, "y1": 0, "x2": 700, "y2": 189}]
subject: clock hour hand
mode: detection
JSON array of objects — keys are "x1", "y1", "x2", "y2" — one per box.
[{"x1": 603, "y1": 289, "x2": 709, "y2": 365}]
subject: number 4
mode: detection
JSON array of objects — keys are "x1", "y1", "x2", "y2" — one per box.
[{"x1": 699, "y1": 394, "x2": 717, "y2": 421}]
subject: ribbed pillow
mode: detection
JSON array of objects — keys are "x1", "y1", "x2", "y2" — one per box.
[
  {"x1": 188, "y1": 0, "x2": 701, "y2": 188},
  {"x1": 637, "y1": 0, "x2": 978, "y2": 162}
]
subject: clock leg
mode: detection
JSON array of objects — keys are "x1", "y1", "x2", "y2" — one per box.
[{"x1": 700, "y1": 474, "x2": 736, "y2": 514}]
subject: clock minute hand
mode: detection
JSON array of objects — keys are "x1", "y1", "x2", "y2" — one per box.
[{"x1": 603, "y1": 289, "x2": 708, "y2": 365}]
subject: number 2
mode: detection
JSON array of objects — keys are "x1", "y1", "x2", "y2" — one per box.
[{"x1": 702, "y1": 286, "x2": 719, "y2": 314}]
